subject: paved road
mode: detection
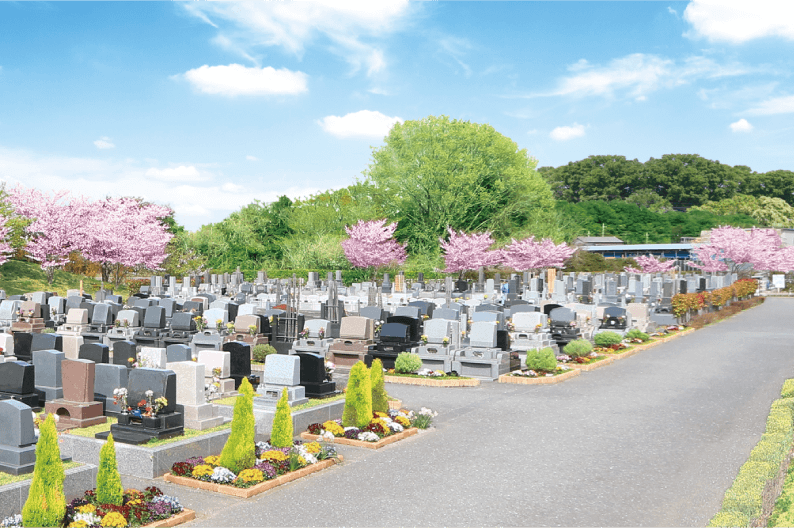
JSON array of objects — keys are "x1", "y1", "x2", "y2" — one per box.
[{"x1": 124, "y1": 298, "x2": 794, "y2": 527}]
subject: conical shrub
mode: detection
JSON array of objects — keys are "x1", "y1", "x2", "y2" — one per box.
[
  {"x1": 270, "y1": 387, "x2": 294, "y2": 448},
  {"x1": 22, "y1": 414, "x2": 65, "y2": 527},
  {"x1": 219, "y1": 377, "x2": 256, "y2": 473},
  {"x1": 96, "y1": 433, "x2": 123, "y2": 505},
  {"x1": 342, "y1": 361, "x2": 372, "y2": 428},
  {"x1": 370, "y1": 359, "x2": 389, "y2": 414}
]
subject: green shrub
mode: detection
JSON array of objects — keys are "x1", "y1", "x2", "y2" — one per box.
[
  {"x1": 563, "y1": 339, "x2": 593, "y2": 358},
  {"x1": 395, "y1": 352, "x2": 423, "y2": 374},
  {"x1": 96, "y1": 433, "x2": 123, "y2": 506},
  {"x1": 625, "y1": 329, "x2": 650, "y2": 341},
  {"x1": 41, "y1": 327, "x2": 55, "y2": 334},
  {"x1": 525, "y1": 347, "x2": 557, "y2": 372},
  {"x1": 252, "y1": 344, "x2": 277, "y2": 363},
  {"x1": 219, "y1": 377, "x2": 256, "y2": 473},
  {"x1": 342, "y1": 361, "x2": 372, "y2": 428},
  {"x1": 370, "y1": 358, "x2": 389, "y2": 414},
  {"x1": 708, "y1": 396, "x2": 794, "y2": 527},
  {"x1": 594, "y1": 331, "x2": 623, "y2": 346},
  {"x1": 270, "y1": 387, "x2": 293, "y2": 448},
  {"x1": 781, "y1": 379, "x2": 794, "y2": 399},
  {"x1": 22, "y1": 414, "x2": 65, "y2": 527}
]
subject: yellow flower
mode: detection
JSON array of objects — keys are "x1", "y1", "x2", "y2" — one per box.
[
  {"x1": 370, "y1": 418, "x2": 389, "y2": 430},
  {"x1": 204, "y1": 455, "x2": 221, "y2": 466},
  {"x1": 322, "y1": 420, "x2": 344, "y2": 436},
  {"x1": 237, "y1": 468, "x2": 264, "y2": 483},
  {"x1": 100, "y1": 512, "x2": 128, "y2": 528},
  {"x1": 127, "y1": 498, "x2": 142, "y2": 506},
  {"x1": 69, "y1": 521, "x2": 88, "y2": 528},
  {"x1": 76, "y1": 504, "x2": 96, "y2": 514},
  {"x1": 374, "y1": 412, "x2": 387, "y2": 418},
  {"x1": 395, "y1": 416, "x2": 411, "y2": 427},
  {"x1": 304, "y1": 442, "x2": 321, "y2": 454},
  {"x1": 192, "y1": 464, "x2": 214, "y2": 478},
  {"x1": 262, "y1": 450, "x2": 288, "y2": 462}
]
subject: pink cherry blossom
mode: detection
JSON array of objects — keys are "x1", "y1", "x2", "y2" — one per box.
[
  {"x1": 623, "y1": 255, "x2": 676, "y2": 274},
  {"x1": 439, "y1": 228, "x2": 502, "y2": 276},
  {"x1": 502, "y1": 236, "x2": 575, "y2": 272},
  {"x1": 342, "y1": 219, "x2": 407, "y2": 270}
]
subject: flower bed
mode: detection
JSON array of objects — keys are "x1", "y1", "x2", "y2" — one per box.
[
  {"x1": 563, "y1": 355, "x2": 615, "y2": 371},
  {"x1": 384, "y1": 371, "x2": 480, "y2": 387},
  {"x1": 300, "y1": 408, "x2": 428, "y2": 449},
  {"x1": 163, "y1": 441, "x2": 340, "y2": 498},
  {"x1": 498, "y1": 368, "x2": 581, "y2": 385},
  {"x1": 0, "y1": 487, "x2": 193, "y2": 528}
]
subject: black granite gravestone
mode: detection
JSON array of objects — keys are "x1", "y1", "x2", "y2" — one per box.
[
  {"x1": 386, "y1": 315, "x2": 421, "y2": 342},
  {"x1": 297, "y1": 352, "x2": 336, "y2": 398},
  {"x1": 0, "y1": 361, "x2": 38, "y2": 408},
  {"x1": 222, "y1": 341, "x2": 258, "y2": 390},
  {"x1": 78, "y1": 343, "x2": 109, "y2": 364},
  {"x1": 12, "y1": 332, "x2": 33, "y2": 363},
  {"x1": 112, "y1": 341, "x2": 137, "y2": 367}
]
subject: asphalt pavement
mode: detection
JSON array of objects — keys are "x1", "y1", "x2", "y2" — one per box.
[{"x1": 125, "y1": 297, "x2": 794, "y2": 527}]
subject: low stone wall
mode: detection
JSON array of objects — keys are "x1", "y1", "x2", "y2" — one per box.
[{"x1": 0, "y1": 463, "x2": 97, "y2": 518}]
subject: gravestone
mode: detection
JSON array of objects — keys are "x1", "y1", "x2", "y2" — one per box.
[
  {"x1": 78, "y1": 343, "x2": 109, "y2": 364},
  {"x1": 0, "y1": 399, "x2": 39, "y2": 475},
  {"x1": 469, "y1": 321, "x2": 498, "y2": 348},
  {"x1": 94, "y1": 363, "x2": 129, "y2": 416},
  {"x1": 254, "y1": 354, "x2": 308, "y2": 408},
  {"x1": 33, "y1": 349, "x2": 65, "y2": 405},
  {"x1": 138, "y1": 347, "x2": 167, "y2": 369},
  {"x1": 12, "y1": 332, "x2": 33, "y2": 363},
  {"x1": 97, "y1": 368, "x2": 183, "y2": 445},
  {"x1": 44, "y1": 358, "x2": 106, "y2": 430},
  {"x1": 166, "y1": 361, "x2": 223, "y2": 430},
  {"x1": 222, "y1": 341, "x2": 255, "y2": 390},
  {"x1": 296, "y1": 352, "x2": 336, "y2": 398},
  {"x1": 0, "y1": 361, "x2": 38, "y2": 408},
  {"x1": 112, "y1": 341, "x2": 137, "y2": 367},
  {"x1": 31, "y1": 333, "x2": 63, "y2": 353},
  {"x1": 166, "y1": 344, "x2": 192, "y2": 363}
]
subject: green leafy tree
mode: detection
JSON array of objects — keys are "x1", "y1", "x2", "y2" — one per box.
[
  {"x1": 219, "y1": 377, "x2": 256, "y2": 473},
  {"x1": 270, "y1": 387, "x2": 294, "y2": 448},
  {"x1": 691, "y1": 195, "x2": 794, "y2": 228},
  {"x1": 342, "y1": 361, "x2": 372, "y2": 428},
  {"x1": 365, "y1": 115, "x2": 555, "y2": 252},
  {"x1": 22, "y1": 414, "x2": 65, "y2": 527},
  {"x1": 96, "y1": 433, "x2": 123, "y2": 506},
  {"x1": 370, "y1": 358, "x2": 389, "y2": 413}
]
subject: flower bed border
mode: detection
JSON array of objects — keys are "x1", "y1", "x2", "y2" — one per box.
[
  {"x1": 498, "y1": 368, "x2": 581, "y2": 385},
  {"x1": 163, "y1": 457, "x2": 342, "y2": 498},
  {"x1": 143, "y1": 508, "x2": 196, "y2": 528},
  {"x1": 384, "y1": 375, "x2": 480, "y2": 387},
  {"x1": 300, "y1": 427, "x2": 418, "y2": 449},
  {"x1": 565, "y1": 356, "x2": 616, "y2": 371}
]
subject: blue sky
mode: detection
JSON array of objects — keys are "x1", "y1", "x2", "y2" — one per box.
[{"x1": 0, "y1": 1, "x2": 792, "y2": 231}]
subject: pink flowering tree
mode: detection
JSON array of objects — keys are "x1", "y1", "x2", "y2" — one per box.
[
  {"x1": 690, "y1": 226, "x2": 791, "y2": 273},
  {"x1": 80, "y1": 197, "x2": 173, "y2": 286},
  {"x1": 623, "y1": 255, "x2": 676, "y2": 274},
  {"x1": 0, "y1": 216, "x2": 13, "y2": 268},
  {"x1": 502, "y1": 236, "x2": 575, "y2": 273},
  {"x1": 439, "y1": 228, "x2": 503, "y2": 279},
  {"x1": 8, "y1": 187, "x2": 89, "y2": 283},
  {"x1": 342, "y1": 219, "x2": 407, "y2": 279}
]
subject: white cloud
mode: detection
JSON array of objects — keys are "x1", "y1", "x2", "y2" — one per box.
[
  {"x1": 368, "y1": 87, "x2": 390, "y2": 96},
  {"x1": 667, "y1": 6, "x2": 679, "y2": 18},
  {"x1": 246, "y1": 155, "x2": 258, "y2": 161},
  {"x1": 684, "y1": 0, "x2": 794, "y2": 43},
  {"x1": 319, "y1": 110, "x2": 402, "y2": 139},
  {"x1": 145, "y1": 165, "x2": 205, "y2": 182},
  {"x1": 221, "y1": 182, "x2": 245, "y2": 193},
  {"x1": 181, "y1": 64, "x2": 308, "y2": 96},
  {"x1": 183, "y1": 2, "x2": 412, "y2": 77},
  {"x1": 729, "y1": 118, "x2": 754, "y2": 132},
  {"x1": 746, "y1": 94, "x2": 794, "y2": 116},
  {"x1": 93, "y1": 137, "x2": 115, "y2": 150},
  {"x1": 538, "y1": 53, "x2": 750, "y2": 100},
  {"x1": 550, "y1": 123, "x2": 586, "y2": 141},
  {"x1": 438, "y1": 37, "x2": 472, "y2": 78}
]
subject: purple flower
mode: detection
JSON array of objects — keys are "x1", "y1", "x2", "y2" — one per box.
[
  {"x1": 344, "y1": 428, "x2": 360, "y2": 439},
  {"x1": 253, "y1": 461, "x2": 277, "y2": 479}
]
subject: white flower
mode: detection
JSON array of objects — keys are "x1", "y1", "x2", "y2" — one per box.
[
  {"x1": 388, "y1": 422, "x2": 404, "y2": 432},
  {"x1": 343, "y1": 426, "x2": 358, "y2": 431},
  {"x1": 419, "y1": 407, "x2": 438, "y2": 417},
  {"x1": 357, "y1": 431, "x2": 380, "y2": 442},
  {"x1": 210, "y1": 466, "x2": 236, "y2": 483},
  {"x1": 145, "y1": 390, "x2": 154, "y2": 397},
  {"x1": 321, "y1": 431, "x2": 335, "y2": 442},
  {"x1": 73, "y1": 513, "x2": 102, "y2": 526}
]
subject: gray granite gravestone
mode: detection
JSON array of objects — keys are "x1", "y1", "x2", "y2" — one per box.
[{"x1": 0, "y1": 399, "x2": 39, "y2": 475}]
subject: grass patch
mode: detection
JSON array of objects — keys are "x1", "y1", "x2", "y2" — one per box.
[
  {"x1": 0, "y1": 259, "x2": 130, "y2": 298},
  {"x1": 708, "y1": 380, "x2": 794, "y2": 527},
  {"x1": 0, "y1": 461, "x2": 82, "y2": 487},
  {"x1": 62, "y1": 417, "x2": 118, "y2": 437}
]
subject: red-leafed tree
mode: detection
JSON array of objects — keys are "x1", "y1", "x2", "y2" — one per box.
[
  {"x1": 439, "y1": 228, "x2": 503, "y2": 278},
  {"x1": 80, "y1": 197, "x2": 173, "y2": 285},
  {"x1": 623, "y1": 255, "x2": 676, "y2": 274},
  {"x1": 502, "y1": 236, "x2": 574, "y2": 272},
  {"x1": 342, "y1": 219, "x2": 407, "y2": 279},
  {"x1": 8, "y1": 187, "x2": 89, "y2": 283}
]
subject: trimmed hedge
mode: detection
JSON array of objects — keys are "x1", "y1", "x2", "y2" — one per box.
[{"x1": 708, "y1": 381, "x2": 794, "y2": 527}]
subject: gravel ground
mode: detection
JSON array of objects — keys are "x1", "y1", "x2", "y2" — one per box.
[{"x1": 138, "y1": 298, "x2": 794, "y2": 527}]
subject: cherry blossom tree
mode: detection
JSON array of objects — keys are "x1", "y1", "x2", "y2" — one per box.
[
  {"x1": 690, "y1": 226, "x2": 789, "y2": 273},
  {"x1": 623, "y1": 255, "x2": 676, "y2": 274},
  {"x1": 8, "y1": 187, "x2": 89, "y2": 283},
  {"x1": 341, "y1": 219, "x2": 407, "y2": 278},
  {"x1": 439, "y1": 228, "x2": 503, "y2": 278},
  {"x1": 502, "y1": 236, "x2": 575, "y2": 272},
  {"x1": 80, "y1": 197, "x2": 173, "y2": 286}
]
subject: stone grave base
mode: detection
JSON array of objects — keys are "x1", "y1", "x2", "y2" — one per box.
[
  {"x1": 163, "y1": 457, "x2": 342, "y2": 498},
  {"x1": 97, "y1": 412, "x2": 184, "y2": 445},
  {"x1": 183, "y1": 403, "x2": 224, "y2": 430},
  {"x1": 45, "y1": 400, "x2": 107, "y2": 431},
  {"x1": 300, "y1": 427, "x2": 419, "y2": 449},
  {"x1": 0, "y1": 392, "x2": 40, "y2": 409},
  {"x1": 0, "y1": 444, "x2": 37, "y2": 476},
  {"x1": 0, "y1": 463, "x2": 95, "y2": 518}
]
